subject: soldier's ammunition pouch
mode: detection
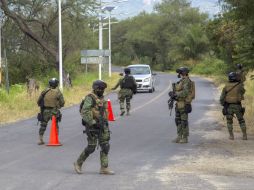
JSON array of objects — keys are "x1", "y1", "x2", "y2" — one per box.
[
  {"x1": 37, "y1": 112, "x2": 43, "y2": 122},
  {"x1": 57, "y1": 111, "x2": 62, "y2": 122},
  {"x1": 222, "y1": 103, "x2": 229, "y2": 116},
  {"x1": 185, "y1": 103, "x2": 192, "y2": 113}
]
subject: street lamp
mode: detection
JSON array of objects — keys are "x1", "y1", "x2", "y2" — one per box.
[
  {"x1": 98, "y1": 0, "x2": 128, "y2": 79},
  {"x1": 0, "y1": 9, "x2": 3, "y2": 86},
  {"x1": 58, "y1": 0, "x2": 63, "y2": 91},
  {"x1": 102, "y1": 6, "x2": 116, "y2": 77}
]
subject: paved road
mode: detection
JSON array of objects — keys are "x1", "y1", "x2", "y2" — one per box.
[{"x1": 0, "y1": 73, "x2": 219, "y2": 190}]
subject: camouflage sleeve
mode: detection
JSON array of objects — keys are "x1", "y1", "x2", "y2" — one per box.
[
  {"x1": 112, "y1": 78, "x2": 122, "y2": 90},
  {"x1": 81, "y1": 96, "x2": 96, "y2": 126},
  {"x1": 176, "y1": 79, "x2": 191, "y2": 98},
  {"x1": 57, "y1": 90, "x2": 65, "y2": 108},
  {"x1": 220, "y1": 87, "x2": 226, "y2": 105},
  {"x1": 239, "y1": 83, "x2": 245, "y2": 96}
]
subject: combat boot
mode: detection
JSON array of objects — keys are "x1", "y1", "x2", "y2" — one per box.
[
  {"x1": 74, "y1": 162, "x2": 82, "y2": 174},
  {"x1": 99, "y1": 167, "x2": 115, "y2": 175},
  {"x1": 126, "y1": 109, "x2": 130, "y2": 116},
  {"x1": 37, "y1": 135, "x2": 45, "y2": 145},
  {"x1": 172, "y1": 136, "x2": 181, "y2": 143},
  {"x1": 120, "y1": 111, "x2": 125, "y2": 116},
  {"x1": 179, "y1": 137, "x2": 188, "y2": 144},
  {"x1": 241, "y1": 127, "x2": 247, "y2": 140},
  {"x1": 228, "y1": 129, "x2": 234, "y2": 140}
]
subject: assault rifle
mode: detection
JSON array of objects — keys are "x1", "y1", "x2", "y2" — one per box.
[{"x1": 168, "y1": 83, "x2": 177, "y2": 116}]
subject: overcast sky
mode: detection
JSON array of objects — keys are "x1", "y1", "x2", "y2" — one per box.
[{"x1": 107, "y1": 0, "x2": 220, "y2": 19}]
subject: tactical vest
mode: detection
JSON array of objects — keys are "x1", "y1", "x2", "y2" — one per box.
[
  {"x1": 43, "y1": 88, "x2": 60, "y2": 108},
  {"x1": 225, "y1": 82, "x2": 242, "y2": 103},
  {"x1": 120, "y1": 75, "x2": 135, "y2": 89},
  {"x1": 175, "y1": 77, "x2": 194, "y2": 103},
  {"x1": 87, "y1": 93, "x2": 108, "y2": 121}
]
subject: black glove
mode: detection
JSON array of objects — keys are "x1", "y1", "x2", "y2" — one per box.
[{"x1": 168, "y1": 91, "x2": 176, "y2": 98}]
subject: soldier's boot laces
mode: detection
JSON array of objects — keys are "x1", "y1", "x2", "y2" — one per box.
[
  {"x1": 120, "y1": 111, "x2": 125, "y2": 116},
  {"x1": 242, "y1": 128, "x2": 247, "y2": 140},
  {"x1": 179, "y1": 137, "x2": 188, "y2": 144},
  {"x1": 172, "y1": 136, "x2": 181, "y2": 143},
  {"x1": 37, "y1": 135, "x2": 45, "y2": 145},
  {"x1": 229, "y1": 131, "x2": 234, "y2": 140},
  {"x1": 100, "y1": 167, "x2": 115, "y2": 175},
  {"x1": 74, "y1": 162, "x2": 82, "y2": 174}
]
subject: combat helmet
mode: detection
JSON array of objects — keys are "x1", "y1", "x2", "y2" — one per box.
[
  {"x1": 228, "y1": 72, "x2": 238, "y2": 82},
  {"x1": 92, "y1": 80, "x2": 107, "y2": 90},
  {"x1": 124, "y1": 68, "x2": 131, "y2": 74},
  {"x1": 49, "y1": 78, "x2": 59, "y2": 88},
  {"x1": 176, "y1": 67, "x2": 189, "y2": 77},
  {"x1": 236, "y1": 64, "x2": 243, "y2": 70}
]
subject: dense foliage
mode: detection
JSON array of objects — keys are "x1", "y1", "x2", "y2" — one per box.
[{"x1": 1, "y1": 0, "x2": 254, "y2": 86}]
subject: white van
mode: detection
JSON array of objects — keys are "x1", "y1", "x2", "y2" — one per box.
[{"x1": 127, "y1": 64, "x2": 156, "y2": 93}]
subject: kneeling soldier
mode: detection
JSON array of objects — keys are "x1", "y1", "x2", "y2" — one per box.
[
  {"x1": 220, "y1": 72, "x2": 247, "y2": 140},
  {"x1": 74, "y1": 80, "x2": 114, "y2": 175}
]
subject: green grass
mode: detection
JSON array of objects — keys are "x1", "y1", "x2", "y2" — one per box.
[{"x1": 0, "y1": 72, "x2": 120, "y2": 124}]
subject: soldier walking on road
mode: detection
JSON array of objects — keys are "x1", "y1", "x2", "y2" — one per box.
[
  {"x1": 74, "y1": 80, "x2": 114, "y2": 175},
  {"x1": 111, "y1": 68, "x2": 137, "y2": 116},
  {"x1": 220, "y1": 72, "x2": 247, "y2": 140},
  {"x1": 169, "y1": 67, "x2": 194, "y2": 144},
  {"x1": 37, "y1": 78, "x2": 65, "y2": 145},
  {"x1": 236, "y1": 64, "x2": 246, "y2": 83}
]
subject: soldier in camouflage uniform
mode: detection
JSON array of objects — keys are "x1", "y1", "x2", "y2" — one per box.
[
  {"x1": 236, "y1": 64, "x2": 246, "y2": 83},
  {"x1": 220, "y1": 72, "x2": 247, "y2": 140},
  {"x1": 112, "y1": 68, "x2": 137, "y2": 116},
  {"x1": 74, "y1": 80, "x2": 114, "y2": 175},
  {"x1": 169, "y1": 67, "x2": 192, "y2": 144},
  {"x1": 37, "y1": 78, "x2": 65, "y2": 145}
]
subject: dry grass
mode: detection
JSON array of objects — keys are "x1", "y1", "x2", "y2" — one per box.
[{"x1": 0, "y1": 73, "x2": 120, "y2": 125}]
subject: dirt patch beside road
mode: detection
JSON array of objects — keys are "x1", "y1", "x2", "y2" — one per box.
[{"x1": 155, "y1": 105, "x2": 254, "y2": 189}]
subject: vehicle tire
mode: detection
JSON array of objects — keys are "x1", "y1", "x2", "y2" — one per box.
[
  {"x1": 152, "y1": 87, "x2": 155, "y2": 92},
  {"x1": 149, "y1": 89, "x2": 153, "y2": 93}
]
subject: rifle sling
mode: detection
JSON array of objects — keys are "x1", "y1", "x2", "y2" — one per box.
[{"x1": 225, "y1": 82, "x2": 240, "y2": 95}]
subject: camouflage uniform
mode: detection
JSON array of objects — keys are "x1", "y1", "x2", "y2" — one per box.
[
  {"x1": 236, "y1": 69, "x2": 246, "y2": 83},
  {"x1": 76, "y1": 92, "x2": 112, "y2": 171},
  {"x1": 174, "y1": 76, "x2": 192, "y2": 143},
  {"x1": 220, "y1": 81, "x2": 247, "y2": 140},
  {"x1": 38, "y1": 87, "x2": 65, "y2": 139},
  {"x1": 112, "y1": 75, "x2": 137, "y2": 115}
]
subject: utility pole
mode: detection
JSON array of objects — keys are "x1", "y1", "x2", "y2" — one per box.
[
  {"x1": 108, "y1": 11, "x2": 112, "y2": 77},
  {"x1": 58, "y1": 0, "x2": 63, "y2": 91},
  {"x1": 98, "y1": 0, "x2": 103, "y2": 80},
  {"x1": 0, "y1": 21, "x2": 2, "y2": 86},
  {"x1": 4, "y1": 49, "x2": 9, "y2": 94}
]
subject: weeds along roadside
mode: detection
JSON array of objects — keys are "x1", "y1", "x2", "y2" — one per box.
[{"x1": 0, "y1": 72, "x2": 120, "y2": 125}]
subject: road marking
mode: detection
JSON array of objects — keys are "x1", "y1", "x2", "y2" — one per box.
[{"x1": 114, "y1": 81, "x2": 172, "y2": 120}]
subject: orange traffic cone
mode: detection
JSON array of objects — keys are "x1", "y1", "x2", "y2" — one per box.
[
  {"x1": 47, "y1": 115, "x2": 62, "y2": 146},
  {"x1": 107, "y1": 99, "x2": 115, "y2": 121}
]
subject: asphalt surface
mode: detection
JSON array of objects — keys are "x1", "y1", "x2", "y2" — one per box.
[{"x1": 0, "y1": 73, "x2": 220, "y2": 190}]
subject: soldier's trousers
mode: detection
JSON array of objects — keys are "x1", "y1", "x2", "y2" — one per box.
[
  {"x1": 175, "y1": 107, "x2": 189, "y2": 138},
  {"x1": 118, "y1": 89, "x2": 133, "y2": 112},
  {"x1": 226, "y1": 103, "x2": 246, "y2": 131},
  {"x1": 39, "y1": 108, "x2": 59, "y2": 136},
  {"x1": 77, "y1": 126, "x2": 110, "y2": 168}
]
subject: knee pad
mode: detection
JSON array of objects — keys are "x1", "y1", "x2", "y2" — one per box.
[
  {"x1": 175, "y1": 118, "x2": 181, "y2": 126},
  {"x1": 85, "y1": 145, "x2": 96, "y2": 155},
  {"x1": 181, "y1": 120, "x2": 188, "y2": 128},
  {"x1": 101, "y1": 143, "x2": 110, "y2": 154}
]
